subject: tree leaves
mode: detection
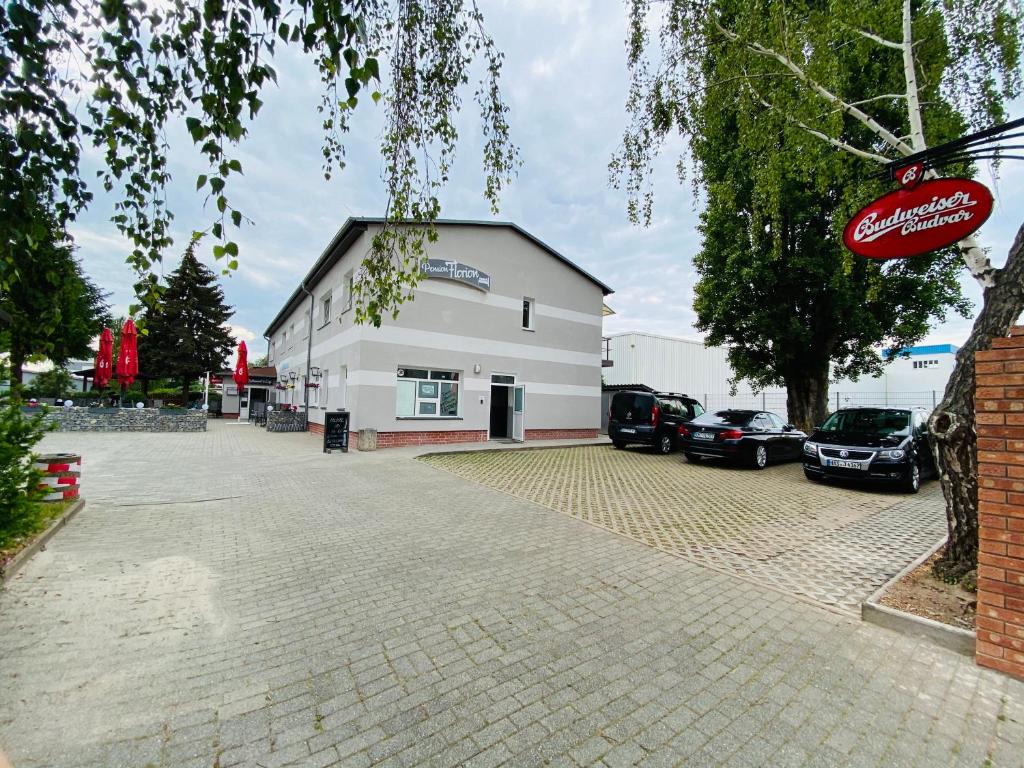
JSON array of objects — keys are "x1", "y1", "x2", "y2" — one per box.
[{"x1": 2, "y1": 1, "x2": 517, "y2": 324}]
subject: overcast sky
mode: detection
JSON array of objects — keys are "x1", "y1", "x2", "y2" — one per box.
[{"x1": 70, "y1": 0, "x2": 1023, "y2": 358}]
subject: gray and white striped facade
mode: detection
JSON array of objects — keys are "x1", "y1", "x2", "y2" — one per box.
[{"x1": 264, "y1": 219, "x2": 612, "y2": 446}]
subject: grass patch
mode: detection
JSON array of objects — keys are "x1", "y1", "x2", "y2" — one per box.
[{"x1": 0, "y1": 499, "x2": 75, "y2": 568}]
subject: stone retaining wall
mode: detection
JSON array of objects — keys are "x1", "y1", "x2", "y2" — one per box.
[
  {"x1": 975, "y1": 325, "x2": 1024, "y2": 680},
  {"x1": 267, "y1": 410, "x2": 307, "y2": 432},
  {"x1": 45, "y1": 407, "x2": 207, "y2": 432}
]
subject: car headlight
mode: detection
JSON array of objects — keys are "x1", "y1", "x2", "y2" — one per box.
[
  {"x1": 880, "y1": 449, "x2": 906, "y2": 460},
  {"x1": 802, "y1": 441, "x2": 818, "y2": 455}
]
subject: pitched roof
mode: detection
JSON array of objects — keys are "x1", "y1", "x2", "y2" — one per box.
[{"x1": 264, "y1": 218, "x2": 613, "y2": 336}]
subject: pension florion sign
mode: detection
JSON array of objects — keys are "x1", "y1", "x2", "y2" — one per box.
[
  {"x1": 421, "y1": 259, "x2": 491, "y2": 291},
  {"x1": 843, "y1": 178, "x2": 994, "y2": 259}
]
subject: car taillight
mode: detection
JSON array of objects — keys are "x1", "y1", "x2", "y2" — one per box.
[
  {"x1": 678, "y1": 425, "x2": 690, "y2": 438},
  {"x1": 651, "y1": 404, "x2": 660, "y2": 428},
  {"x1": 720, "y1": 429, "x2": 743, "y2": 440}
]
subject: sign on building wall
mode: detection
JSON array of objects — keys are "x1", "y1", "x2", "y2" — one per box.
[{"x1": 421, "y1": 259, "x2": 491, "y2": 291}]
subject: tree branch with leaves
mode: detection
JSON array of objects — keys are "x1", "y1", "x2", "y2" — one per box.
[{"x1": 0, "y1": 0, "x2": 518, "y2": 325}]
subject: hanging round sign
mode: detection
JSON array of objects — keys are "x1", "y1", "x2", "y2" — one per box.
[{"x1": 843, "y1": 177, "x2": 994, "y2": 259}]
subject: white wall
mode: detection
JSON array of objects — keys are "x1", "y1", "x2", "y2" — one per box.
[{"x1": 604, "y1": 332, "x2": 955, "y2": 421}]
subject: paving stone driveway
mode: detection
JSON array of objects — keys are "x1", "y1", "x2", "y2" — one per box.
[
  {"x1": 420, "y1": 446, "x2": 947, "y2": 612},
  {"x1": 0, "y1": 423, "x2": 1022, "y2": 768}
]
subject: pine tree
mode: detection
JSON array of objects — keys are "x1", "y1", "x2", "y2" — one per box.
[{"x1": 144, "y1": 250, "x2": 235, "y2": 404}]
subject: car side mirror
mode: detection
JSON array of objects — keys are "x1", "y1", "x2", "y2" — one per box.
[{"x1": 783, "y1": 425, "x2": 794, "y2": 432}]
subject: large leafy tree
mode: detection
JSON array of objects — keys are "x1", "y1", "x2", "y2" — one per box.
[
  {"x1": 615, "y1": 0, "x2": 1023, "y2": 576},
  {"x1": 144, "y1": 248, "x2": 235, "y2": 403},
  {"x1": 0, "y1": 0, "x2": 517, "y2": 324},
  {"x1": 0, "y1": 218, "x2": 110, "y2": 387},
  {"x1": 691, "y1": 68, "x2": 968, "y2": 430}
]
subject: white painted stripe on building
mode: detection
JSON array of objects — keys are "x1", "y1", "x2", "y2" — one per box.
[
  {"x1": 413, "y1": 280, "x2": 602, "y2": 327},
  {"x1": 345, "y1": 372, "x2": 598, "y2": 398},
  {"x1": 346, "y1": 370, "x2": 397, "y2": 387},
  {"x1": 308, "y1": 325, "x2": 601, "y2": 367},
  {"x1": 520, "y1": 382, "x2": 600, "y2": 398}
]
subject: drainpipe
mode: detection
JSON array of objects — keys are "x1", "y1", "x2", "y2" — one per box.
[{"x1": 301, "y1": 282, "x2": 314, "y2": 421}]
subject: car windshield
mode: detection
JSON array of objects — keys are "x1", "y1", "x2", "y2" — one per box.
[
  {"x1": 690, "y1": 410, "x2": 754, "y2": 427},
  {"x1": 820, "y1": 409, "x2": 910, "y2": 436}
]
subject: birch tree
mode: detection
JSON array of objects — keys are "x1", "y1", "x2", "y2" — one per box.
[{"x1": 616, "y1": 0, "x2": 1023, "y2": 577}]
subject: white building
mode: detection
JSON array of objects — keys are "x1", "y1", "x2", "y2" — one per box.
[
  {"x1": 604, "y1": 331, "x2": 958, "y2": 420},
  {"x1": 264, "y1": 218, "x2": 613, "y2": 447}
]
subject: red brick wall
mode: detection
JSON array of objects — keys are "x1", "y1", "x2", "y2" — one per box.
[
  {"x1": 373, "y1": 430, "x2": 488, "y2": 448},
  {"x1": 975, "y1": 325, "x2": 1024, "y2": 680},
  {"x1": 304, "y1": 427, "x2": 597, "y2": 449},
  {"x1": 525, "y1": 428, "x2": 599, "y2": 440}
]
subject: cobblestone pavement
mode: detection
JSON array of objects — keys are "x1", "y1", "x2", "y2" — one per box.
[
  {"x1": 1, "y1": 423, "x2": 1022, "y2": 768},
  {"x1": 419, "y1": 446, "x2": 948, "y2": 612}
]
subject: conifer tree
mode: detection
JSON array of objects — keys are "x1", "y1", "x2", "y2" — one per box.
[{"x1": 144, "y1": 249, "x2": 235, "y2": 404}]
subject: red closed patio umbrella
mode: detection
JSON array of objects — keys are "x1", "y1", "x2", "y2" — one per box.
[
  {"x1": 233, "y1": 341, "x2": 249, "y2": 390},
  {"x1": 94, "y1": 327, "x2": 114, "y2": 389},
  {"x1": 116, "y1": 318, "x2": 139, "y2": 403}
]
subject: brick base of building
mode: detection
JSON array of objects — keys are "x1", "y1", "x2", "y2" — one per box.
[
  {"x1": 525, "y1": 428, "x2": 599, "y2": 440},
  {"x1": 975, "y1": 325, "x2": 1024, "y2": 680},
  {"x1": 302, "y1": 426, "x2": 598, "y2": 449},
  {"x1": 373, "y1": 430, "x2": 488, "y2": 448}
]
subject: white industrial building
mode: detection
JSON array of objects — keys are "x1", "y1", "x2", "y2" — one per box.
[{"x1": 603, "y1": 332, "x2": 958, "y2": 421}]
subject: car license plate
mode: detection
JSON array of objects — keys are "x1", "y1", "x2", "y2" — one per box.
[
  {"x1": 826, "y1": 459, "x2": 860, "y2": 469},
  {"x1": 694, "y1": 431, "x2": 714, "y2": 440},
  {"x1": 620, "y1": 428, "x2": 636, "y2": 434}
]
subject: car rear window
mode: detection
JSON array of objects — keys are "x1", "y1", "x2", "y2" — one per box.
[
  {"x1": 611, "y1": 393, "x2": 652, "y2": 422},
  {"x1": 821, "y1": 409, "x2": 909, "y2": 436},
  {"x1": 656, "y1": 397, "x2": 688, "y2": 416},
  {"x1": 690, "y1": 410, "x2": 754, "y2": 427}
]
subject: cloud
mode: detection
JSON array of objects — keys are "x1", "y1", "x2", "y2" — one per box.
[{"x1": 228, "y1": 325, "x2": 258, "y2": 344}]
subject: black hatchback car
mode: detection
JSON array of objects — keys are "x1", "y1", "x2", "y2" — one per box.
[
  {"x1": 609, "y1": 390, "x2": 705, "y2": 454},
  {"x1": 802, "y1": 407, "x2": 936, "y2": 493},
  {"x1": 678, "y1": 409, "x2": 807, "y2": 468}
]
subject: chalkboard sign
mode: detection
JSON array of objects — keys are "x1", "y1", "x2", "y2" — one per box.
[{"x1": 323, "y1": 410, "x2": 350, "y2": 453}]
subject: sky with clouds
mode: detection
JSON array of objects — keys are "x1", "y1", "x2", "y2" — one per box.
[{"x1": 69, "y1": 0, "x2": 1023, "y2": 358}]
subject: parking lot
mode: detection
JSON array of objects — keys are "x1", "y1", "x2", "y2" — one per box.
[
  {"x1": 420, "y1": 445, "x2": 947, "y2": 612},
  {"x1": 4, "y1": 425, "x2": 1020, "y2": 768}
]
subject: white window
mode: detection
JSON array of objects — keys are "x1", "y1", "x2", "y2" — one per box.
[
  {"x1": 522, "y1": 297, "x2": 535, "y2": 330},
  {"x1": 343, "y1": 271, "x2": 354, "y2": 312},
  {"x1": 395, "y1": 368, "x2": 460, "y2": 417},
  {"x1": 320, "y1": 294, "x2": 332, "y2": 326},
  {"x1": 321, "y1": 369, "x2": 328, "y2": 408}
]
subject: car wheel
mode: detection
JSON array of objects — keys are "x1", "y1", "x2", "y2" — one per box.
[
  {"x1": 903, "y1": 461, "x2": 921, "y2": 494},
  {"x1": 803, "y1": 469, "x2": 821, "y2": 482},
  {"x1": 657, "y1": 434, "x2": 673, "y2": 455},
  {"x1": 750, "y1": 444, "x2": 768, "y2": 469},
  {"x1": 612, "y1": 440, "x2": 626, "y2": 449},
  {"x1": 684, "y1": 452, "x2": 701, "y2": 463}
]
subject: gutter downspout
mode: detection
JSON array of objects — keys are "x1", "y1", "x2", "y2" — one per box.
[{"x1": 301, "y1": 282, "x2": 314, "y2": 424}]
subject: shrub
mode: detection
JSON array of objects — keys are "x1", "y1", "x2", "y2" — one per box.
[{"x1": 0, "y1": 403, "x2": 52, "y2": 551}]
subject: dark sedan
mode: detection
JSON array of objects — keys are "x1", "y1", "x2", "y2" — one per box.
[
  {"x1": 802, "y1": 406, "x2": 936, "y2": 493},
  {"x1": 678, "y1": 410, "x2": 807, "y2": 469}
]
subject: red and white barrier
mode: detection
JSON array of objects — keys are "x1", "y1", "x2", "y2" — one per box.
[{"x1": 35, "y1": 453, "x2": 81, "y2": 503}]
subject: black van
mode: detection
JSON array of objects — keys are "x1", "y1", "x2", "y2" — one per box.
[{"x1": 609, "y1": 390, "x2": 705, "y2": 454}]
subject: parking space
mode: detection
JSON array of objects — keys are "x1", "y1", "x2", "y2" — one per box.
[{"x1": 419, "y1": 445, "x2": 947, "y2": 612}]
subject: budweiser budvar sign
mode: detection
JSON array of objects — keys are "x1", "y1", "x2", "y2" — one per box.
[{"x1": 843, "y1": 177, "x2": 994, "y2": 259}]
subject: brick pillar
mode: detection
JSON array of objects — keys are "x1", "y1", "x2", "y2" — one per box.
[{"x1": 975, "y1": 325, "x2": 1024, "y2": 679}]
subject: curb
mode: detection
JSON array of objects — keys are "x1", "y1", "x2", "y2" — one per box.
[
  {"x1": 0, "y1": 498, "x2": 85, "y2": 586},
  {"x1": 861, "y1": 537, "x2": 976, "y2": 656}
]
